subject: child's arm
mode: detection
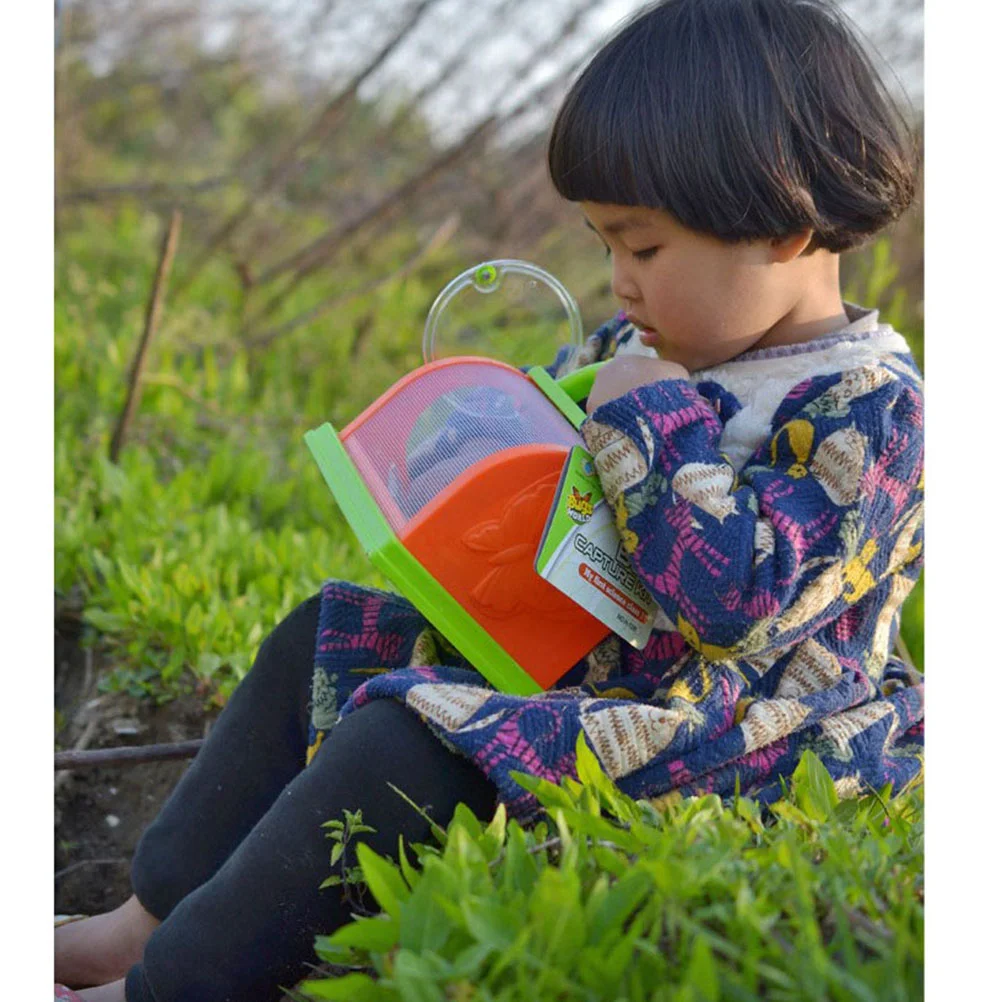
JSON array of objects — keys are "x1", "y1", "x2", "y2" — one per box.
[
  {"x1": 585, "y1": 355, "x2": 690, "y2": 411},
  {"x1": 580, "y1": 360, "x2": 924, "y2": 662}
]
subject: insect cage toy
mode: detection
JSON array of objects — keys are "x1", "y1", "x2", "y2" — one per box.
[{"x1": 305, "y1": 260, "x2": 608, "y2": 695}]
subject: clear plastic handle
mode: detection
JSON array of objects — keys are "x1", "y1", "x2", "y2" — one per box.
[{"x1": 423, "y1": 259, "x2": 584, "y2": 367}]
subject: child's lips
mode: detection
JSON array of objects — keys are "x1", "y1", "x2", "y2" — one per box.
[{"x1": 627, "y1": 315, "x2": 659, "y2": 345}]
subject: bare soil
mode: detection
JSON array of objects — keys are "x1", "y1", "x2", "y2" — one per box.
[{"x1": 54, "y1": 616, "x2": 220, "y2": 917}]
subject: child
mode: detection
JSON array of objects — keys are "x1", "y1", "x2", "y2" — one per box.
[{"x1": 55, "y1": 1, "x2": 923, "y2": 999}]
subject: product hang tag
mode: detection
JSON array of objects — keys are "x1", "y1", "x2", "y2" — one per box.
[{"x1": 535, "y1": 445, "x2": 659, "y2": 648}]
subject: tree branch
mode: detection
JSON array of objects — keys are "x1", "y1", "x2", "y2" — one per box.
[
  {"x1": 246, "y1": 212, "x2": 459, "y2": 349},
  {"x1": 109, "y1": 209, "x2": 183, "y2": 464},
  {"x1": 243, "y1": 115, "x2": 496, "y2": 331},
  {"x1": 175, "y1": 0, "x2": 443, "y2": 296},
  {"x1": 58, "y1": 175, "x2": 232, "y2": 206},
  {"x1": 54, "y1": 739, "x2": 205, "y2": 772},
  {"x1": 243, "y1": 0, "x2": 592, "y2": 324},
  {"x1": 55, "y1": 858, "x2": 130, "y2": 881}
]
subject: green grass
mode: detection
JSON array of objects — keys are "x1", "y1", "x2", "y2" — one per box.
[
  {"x1": 55, "y1": 203, "x2": 446, "y2": 700},
  {"x1": 298, "y1": 740, "x2": 922, "y2": 1002}
]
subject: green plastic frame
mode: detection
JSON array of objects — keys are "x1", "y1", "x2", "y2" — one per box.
[{"x1": 527, "y1": 362, "x2": 602, "y2": 428}]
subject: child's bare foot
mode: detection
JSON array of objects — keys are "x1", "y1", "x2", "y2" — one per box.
[
  {"x1": 55, "y1": 896, "x2": 160, "y2": 988},
  {"x1": 76, "y1": 978, "x2": 127, "y2": 1001}
]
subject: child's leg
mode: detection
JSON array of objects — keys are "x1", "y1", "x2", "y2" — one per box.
[
  {"x1": 122, "y1": 698, "x2": 497, "y2": 1002},
  {"x1": 57, "y1": 594, "x2": 320, "y2": 988},
  {"x1": 130, "y1": 593, "x2": 320, "y2": 915}
]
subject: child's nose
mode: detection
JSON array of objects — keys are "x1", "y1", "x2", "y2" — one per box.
[{"x1": 610, "y1": 258, "x2": 640, "y2": 304}]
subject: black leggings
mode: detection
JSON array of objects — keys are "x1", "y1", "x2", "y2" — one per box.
[{"x1": 125, "y1": 594, "x2": 498, "y2": 1002}]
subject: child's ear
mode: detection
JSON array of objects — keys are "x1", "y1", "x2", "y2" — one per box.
[{"x1": 769, "y1": 230, "x2": 814, "y2": 263}]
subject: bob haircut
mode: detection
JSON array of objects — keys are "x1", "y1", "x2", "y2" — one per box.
[{"x1": 548, "y1": 0, "x2": 918, "y2": 253}]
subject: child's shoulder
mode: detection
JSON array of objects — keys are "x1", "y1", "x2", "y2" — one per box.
[{"x1": 769, "y1": 341, "x2": 923, "y2": 431}]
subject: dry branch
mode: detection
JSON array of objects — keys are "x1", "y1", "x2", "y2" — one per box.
[
  {"x1": 55, "y1": 857, "x2": 130, "y2": 881},
  {"x1": 383, "y1": 0, "x2": 525, "y2": 130},
  {"x1": 109, "y1": 209, "x2": 183, "y2": 463},
  {"x1": 58, "y1": 176, "x2": 231, "y2": 206},
  {"x1": 55, "y1": 718, "x2": 100, "y2": 793},
  {"x1": 243, "y1": 0, "x2": 592, "y2": 325},
  {"x1": 232, "y1": 0, "x2": 524, "y2": 283},
  {"x1": 894, "y1": 634, "x2": 922, "y2": 682},
  {"x1": 54, "y1": 739, "x2": 205, "y2": 772},
  {"x1": 65, "y1": 0, "x2": 345, "y2": 121},
  {"x1": 246, "y1": 213, "x2": 460, "y2": 349},
  {"x1": 176, "y1": 0, "x2": 443, "y2": 296},
  {"x1": 244, "y1": 116, "x2": 496, "y2": 333}
]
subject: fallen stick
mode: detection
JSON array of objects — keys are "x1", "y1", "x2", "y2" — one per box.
[
  {"x1": 54, "y1": 739, "x2": 204, "y2": 771},
  {"x1": 55, "y1": 717, "x2": 100, "y2": 792}
]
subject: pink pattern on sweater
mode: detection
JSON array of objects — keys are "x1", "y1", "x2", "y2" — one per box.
[{"x1": 473, "y1": 709, "x2": 563, "y2": 780}]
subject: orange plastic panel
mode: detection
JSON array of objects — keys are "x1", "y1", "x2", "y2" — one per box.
[{"x1": 402, "y1": 444, "x2": 610, "y2": 689}]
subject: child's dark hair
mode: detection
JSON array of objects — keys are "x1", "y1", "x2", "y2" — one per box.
[{"x1": 548, "y1": 0, "x2": 918, "y2": 253}]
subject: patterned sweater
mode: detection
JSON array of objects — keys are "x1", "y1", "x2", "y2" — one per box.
[{"x1": 308, "y1": 306, "x2": 924, "y2": 819}]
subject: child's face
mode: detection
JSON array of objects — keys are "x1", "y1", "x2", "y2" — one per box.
[{"x1": 581, "y1": 201, "x2": 816, "y2": 371}]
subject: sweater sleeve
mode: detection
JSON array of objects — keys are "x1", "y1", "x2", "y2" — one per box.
[
  {"x1": 580, "y1": 358, "x2": 924, "y2": 661},
  {"x1": 529, "y1": 312, "x2": 632, "y2": 379}
]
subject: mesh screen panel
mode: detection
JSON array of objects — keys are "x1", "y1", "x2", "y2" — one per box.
[{"x1": 342, "y1": 360, "x2": 581, "y2": 532}]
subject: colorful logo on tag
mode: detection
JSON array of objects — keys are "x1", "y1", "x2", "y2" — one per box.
[{"x1": 567, "y1": 486, "x2": 594, "y2": 523}]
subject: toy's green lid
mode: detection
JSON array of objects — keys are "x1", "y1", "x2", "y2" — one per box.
[{"x1": 423, "y1": 259, "x2": 583, "y2": 368}]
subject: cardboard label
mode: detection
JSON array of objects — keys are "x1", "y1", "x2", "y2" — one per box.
[{"x1": 536, "y1": 446, "x2": 658, "y2": 649}]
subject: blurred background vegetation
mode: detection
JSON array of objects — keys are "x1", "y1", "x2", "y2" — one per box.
[{"x1": 54, "y1": 0, "x2": 924, "y2": 704}]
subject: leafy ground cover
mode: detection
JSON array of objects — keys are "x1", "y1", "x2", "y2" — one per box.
[
  {"x1": 297, "y1": 741, "x2": 922, "y2": 1002},
  {"x1": 56, "y1": 204, "x2": 446, "y2": 701}
]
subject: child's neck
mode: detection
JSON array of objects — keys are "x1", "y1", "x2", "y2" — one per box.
[{"x1": 751, "y1": 253, "x2": 849, "y2": 353}]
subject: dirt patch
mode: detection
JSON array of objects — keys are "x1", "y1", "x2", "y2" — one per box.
[{"x1": 55, "y1": 617, "x2": 220, "y2": 916}]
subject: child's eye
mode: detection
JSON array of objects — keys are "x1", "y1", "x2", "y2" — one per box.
[{"x1": 632, "y1": 247, "x2": 659, "y2": 262}]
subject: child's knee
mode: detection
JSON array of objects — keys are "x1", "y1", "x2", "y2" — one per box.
[
  {"x1": 308, "y1": 699, "x2": 497, "y2": 826},
  {"x1": 308, "y1": 699, "x2": 418, "y2": 774}
]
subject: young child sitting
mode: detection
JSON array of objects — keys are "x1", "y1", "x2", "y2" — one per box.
[{"x1": 55, "y1": 1, "x2": 923, "y2": 999}]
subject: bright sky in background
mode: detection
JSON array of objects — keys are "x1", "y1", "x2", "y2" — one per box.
[{"x1": 67, "y1": 0, "x2": 923, "y2": 144}]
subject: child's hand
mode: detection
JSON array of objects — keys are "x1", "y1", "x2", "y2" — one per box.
[{"x1": 585, "y1": 356, "x2": 690, "y2": 414}]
